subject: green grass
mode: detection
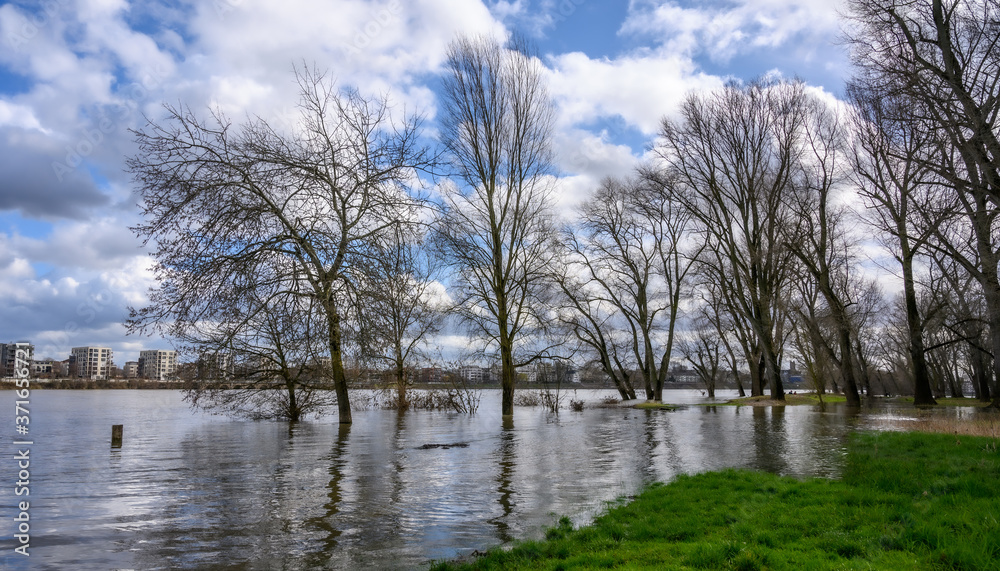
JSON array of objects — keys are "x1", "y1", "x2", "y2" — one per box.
[{"x1": 429, "y1": 431, "x2": 1000, "y2": 570}]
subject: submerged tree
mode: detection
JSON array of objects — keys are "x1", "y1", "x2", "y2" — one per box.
[
  {"x1": 355, "y1": 224, "x2": 446, "y2": 410},
  {"x1": 127, "y1": 68, "x2": 433, "y2": 424},
  {"x1": 184, "y1": 291, "x2": 334, "y2": 421},
  {"x1": 435, "y1": 34, "x2": 558, "y2": 418},
  {"x1": 557, "y1": 174, "x2": 694, "y2": 401}
]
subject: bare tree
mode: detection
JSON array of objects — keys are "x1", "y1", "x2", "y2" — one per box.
[
  {"x1": 355, "y1": 224, "x2": 446, "y2": 410},
  {"x1": 655, "y1": 79, "x2": 808, "y2": 401},
  {"x1": 183, "y1": 292, "x2": 334, "y2": 421},
  {"x1": 680, "y1": 312, "x2": 724, "y2": 399},
  {"x1": 435, "y1": 34, "x2": 557, "y2": 418},
  {"x1": 845, "y1": 0, "x2": 1000, "y2": 407},
  {"x1": 556, "y1": 175, "x2": 695, "y2": 401},
  {"x1": 848, "y1": 84, "x2": 942, "y2": 405},
  {"x1": 784, "y1": 96, "x2": 864, "y2": 405},
  {"x1": 127, "y1": 68, "x2": 433, "y2": 424},
  {"x1": 788, "y1": 273, "x2": 840, "y2": 397}
]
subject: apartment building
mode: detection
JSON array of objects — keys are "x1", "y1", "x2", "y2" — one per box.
[
  {"x1": 0, "y1": 342, "x2": 33, "y2": 378},
  {"x1": 123, "y1": 361, "x2": 139, "y2": 378},
  {"x1": 139, "y1": 349, "x2": 178, "y2": 381},
  {"x1": 71, "y1": 346, "x2": 113, "y2": 380}
]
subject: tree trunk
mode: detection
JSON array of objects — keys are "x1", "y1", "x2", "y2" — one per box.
[
  {"x1": 326, "y1": 306, "x2": 353, "y2": 425},
  {"x1": 901, "y1": 255, "x2": 936, "y2": 405},
  {"x1": 500, "y1": 338, "x2": 516, "y2": 417},
  {"x1": 751, "y1": 353, "x2": 765, "y2": 397},
  {"x1": 762, "y1": 343, "x2": 784, "y2": 401},
  {"x1": 836, "y1": 329, "x2": 861, "y2": 406},
  {"x1": 394, "y1": 344, "x2": 407, "y2": 410},
  {"x1": 287, "y1": 379, "x2": 300, "y2": 422},
  {"x1": 973, "y1": 348, "x2": 991, "y2": 402},
  {"x1": 971, "y1": 203, "x2": 1000, "y2": 409}
]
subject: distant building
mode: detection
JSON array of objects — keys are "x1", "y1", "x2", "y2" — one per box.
[
  {"x1": 0, "y1": 342, "x2": 33, "y2": 378},
  {"x1": 71, "y1": 346, "x2": 113, "y2": 380},
  {"x1": 30, "y1": 359, "x2": 54, "y2": 378},
  {"x1": 781, "y1": 361, "x2": 804, "y2": 386},
  {"x1": 0, "y1": 342, "x2": 33, "y2": 377},
  {"x1": 123, "y1": 361, "x2": 139, "y2": 378},
  {"x1": 459, "y1": 365, "x2": 485, "y2": 384},
  {"x1": 197, "y1": 352, "x2": 232, "y2": 380},
  {"x1": 667, "y1": 365, "x2": 699, "y2": 384},
  {"x1": 139, "y1": 349, "x2": 178, "y2": 380},
  {"x1": 418, "y1": 367, "x2": 443, "y2": 384}
]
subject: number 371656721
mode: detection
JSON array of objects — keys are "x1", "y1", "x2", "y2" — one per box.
[{"x1": 14, "y1": 349, "x2": 30, "y2": 381}]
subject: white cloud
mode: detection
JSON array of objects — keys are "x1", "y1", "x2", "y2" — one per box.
[
  {"x1": 621, "y1": 0, "x2": 843, "y2": 62},
  {"x1": 0, "y1": 100, "x2": 49, "y2": 133},
  {"x1": 546, "y1": 50, "x2": 722, "y2": 135}
]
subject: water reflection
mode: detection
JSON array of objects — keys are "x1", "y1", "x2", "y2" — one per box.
[
  {"x1": 6, "y1": 389, "x2": 979, "y2": 570},
  {"x1": 303, "y1": 423, "x2": 350, "y2": 569},
  {"x1": 751, "y1": 406, "x2": 789, "y2": 474},
  {"x1": 490, "y1": 418, "x2": 516, "y2": 543}
]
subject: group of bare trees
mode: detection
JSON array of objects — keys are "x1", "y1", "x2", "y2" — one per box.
[{"x1": 127, "y1": 1, "x2": 1000, "y2": 424}]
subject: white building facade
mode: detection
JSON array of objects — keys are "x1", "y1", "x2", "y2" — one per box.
[
  {"x1": 71, "y1": 346, "x2": 113, "y2": 380},
  {"x1": 139, "y1": 349, "x2": 178, "y2": 380}
]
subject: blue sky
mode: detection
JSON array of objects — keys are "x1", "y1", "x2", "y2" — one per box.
[{"x1": 0, "y1": 0, "x2": 849, "y2": 363}]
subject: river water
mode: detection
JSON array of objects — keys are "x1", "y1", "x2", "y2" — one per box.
[{"x1": 0, "y1": 389, "x2": 939, "y2": 570}]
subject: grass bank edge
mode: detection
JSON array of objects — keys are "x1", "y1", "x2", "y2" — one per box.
[{"x1": 429, "y1": 429, "x2": 1000, "y2": 570}]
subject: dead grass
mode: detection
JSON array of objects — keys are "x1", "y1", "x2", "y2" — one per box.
[{"x1": 888, "y1": 416, "x2": 1000, "y2": 439}]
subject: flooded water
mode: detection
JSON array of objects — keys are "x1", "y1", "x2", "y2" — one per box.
[{"x1": 0, "y1": 389, "x2": 952, "y2": 570}]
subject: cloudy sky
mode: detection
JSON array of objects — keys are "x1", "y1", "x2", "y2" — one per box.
[{"x1": 0, "y1": 0, "x2": 849, "y2": 363}]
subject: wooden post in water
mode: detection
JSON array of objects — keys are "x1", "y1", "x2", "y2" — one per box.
[{"x1": 111, "y1": 424, "x2": 123, "y2": 448}]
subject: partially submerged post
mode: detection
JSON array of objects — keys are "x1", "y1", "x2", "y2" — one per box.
[{"x1": 111, "y1": 424, "x2": 123, "y2": 448}]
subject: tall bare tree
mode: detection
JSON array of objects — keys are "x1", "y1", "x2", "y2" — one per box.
[
  {"x1": 845, "y1": 0, "x2": 1000, "y2": 407},
  {"x1": 127, "y1": 68, "x2": 433, "y2": 424},
  {"x1": 784, "y1": 96, "x2": 864, "y2": 405},
  {"x1": 435, "y1": 34, "x2": 557, "y2": 417},
  {"x1": 848, "y1": 85, "x2": 941, "y2": 404},
  {"x1": 655, "y1": 79, "x2": 808, "y2": 401}
]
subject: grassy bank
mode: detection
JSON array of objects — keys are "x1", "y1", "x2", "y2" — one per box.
[
  {"x1": 716, "y1": 393, "x2": 848, "y2": 406},
  {"x1": 431, "y1": 430, "x2": 1000, "y2": 570}
]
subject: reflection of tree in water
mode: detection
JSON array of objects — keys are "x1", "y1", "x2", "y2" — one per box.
[
  {"x1": 489, "y1": 417, "x2": 517, "y2": 544},
  {"x1": 122, "y1": 422, "x2": 333, "y2": 569},
  {"x1": 301, "y1": 423, "x2": 351, "y2": 569},
  {"x1": 750, "y1": 406, "x2": 789, "y2": 474}
]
